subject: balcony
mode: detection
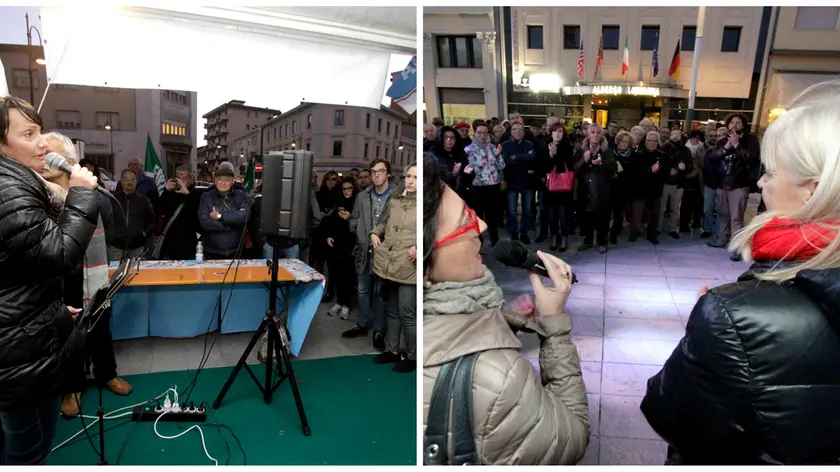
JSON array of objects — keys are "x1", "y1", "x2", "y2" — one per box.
[{"x1": 160, "y1": 134, "x2": 193, "y2": 147}]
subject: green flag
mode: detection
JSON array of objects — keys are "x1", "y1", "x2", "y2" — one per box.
[
  {"x1": 144, "y1": 135, "x2": 166, "y2": 196},
  {"x1": 243, "y1": 156, "x2": 255, "y2": 193}
]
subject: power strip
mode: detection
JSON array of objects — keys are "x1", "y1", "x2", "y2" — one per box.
[{"x1": 131, "y1": 405, "x2": 207, "y2": 423}]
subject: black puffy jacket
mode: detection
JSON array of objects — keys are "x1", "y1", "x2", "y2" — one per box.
[
  {"x1": 641, "y1": 262, "x2": 840, "y2": 465},
  {"x1": 0, "y1": 156, "x2": 98, "y2": 410}
]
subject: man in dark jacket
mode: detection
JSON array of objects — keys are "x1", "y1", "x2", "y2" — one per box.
[
  {"x1": 701, "y1": 126, "x2": 728, "y2": 239},
  {"x1": 659, "y1": 129, "x2": 694, "y2": 239},
  {"x1": 502, "y1": 123, "x2": 536, "y2": 243},
  {"x1": 157, "y1": 165, "x2": 203, "y2": 260},
  {"x1": 573, "y1": 124, "x2": 617, "y2": 253},
  {"x1": 109, "y1": 169, "x2": 156, "y2": 261},
  {"x1": 706, "y1": 113, "x2": 760, "y2": 257},
  {"x1": 341, "y1": 158, "x2": 391, "y2": 351},
  {"x1": 198, "y1": 165, "x2": 250, "y2": 259}
]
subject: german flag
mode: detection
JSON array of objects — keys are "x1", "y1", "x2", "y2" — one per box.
[{"x1": 668, "y1": 39, "x2": 681, "y2": 80}]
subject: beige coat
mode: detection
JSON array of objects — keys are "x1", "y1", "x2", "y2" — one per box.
[
  {"x1": 423, "y1": 307, "x2": 590, "y2": 464},
  {"x1": 372, "y1": 189, "x2": 416, "y2": 285}
]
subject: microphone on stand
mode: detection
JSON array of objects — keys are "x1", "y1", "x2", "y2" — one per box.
[
  {"x1": 493, "y1": 239, "x2": 578, "y2": 283},
  {"x1": 44, "y1": 152, "x2": 117, "y2": 200}
]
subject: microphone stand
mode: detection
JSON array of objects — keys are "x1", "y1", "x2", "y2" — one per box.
[{"x1": 78, "y1": 257, "x2": 139, "y2": 466}]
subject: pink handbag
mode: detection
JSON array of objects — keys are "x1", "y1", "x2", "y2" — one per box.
[{"x1": 547, "y1": 161, "x2": 575, "y2": 193}]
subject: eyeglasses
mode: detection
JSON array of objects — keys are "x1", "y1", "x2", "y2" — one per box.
[
  {"x1": 433, "y1": 206, "x2": 481, "y2": 248},
  {"x1": 342, "y1": 186, "x2": 354, "y2": 191},
  {"x1": 371, "y1": 168, "x2": 388, "y2": 175}
]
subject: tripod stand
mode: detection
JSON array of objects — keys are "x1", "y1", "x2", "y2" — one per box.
[{"x1": 212, "y1": 243, "x2": 310, "y2": 436}]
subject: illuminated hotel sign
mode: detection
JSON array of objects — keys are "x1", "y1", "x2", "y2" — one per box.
[{"x1": 592, "y1": 85, "x2": 660, "y2": 97}]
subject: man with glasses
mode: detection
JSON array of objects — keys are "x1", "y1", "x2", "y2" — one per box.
[{"x1": 342, "y1": 159, "x2": 391, "y2": 350}]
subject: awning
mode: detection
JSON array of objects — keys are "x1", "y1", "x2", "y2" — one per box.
[{"x1": 39, "y1": 6, "x2": 415, "y2": 137}]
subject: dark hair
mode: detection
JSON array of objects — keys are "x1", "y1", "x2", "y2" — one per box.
[
  {"x1": 422, "y1": 153, "x2": 446, "y2": 272},
  {"x1": 349, "y1": 167, "x2": 360, "y2": 173},
  {"x1": 548, "y1": 121, "x2": 565, "y2": 134},
  {"x1": 339, "y1": 175, "x2": 358, "y2": 192},
  {"x1": 724, "y1": 112, "x2": 750, "y2": 133},
  {"x1": 79, "y1": 158, "x2": 101, "y2": 177},
  {"x1": 121, "y1": 168, "x2": 137, "y2": 179},
  {"x1": 320, "y1": 170, "x2": 339, "y2": 188},
  {"x1": 0, "y1": 96, "x2": 43, "y2": 145},
  {"x1": 359, "y1": 168, "x2": 371, "y2": 175},
  {"x1": 471, "y1": 119, "x2": 486, "y2": 132},
  {"x1": 369, "y1": 158, "x2": 391, "y2": 175}
]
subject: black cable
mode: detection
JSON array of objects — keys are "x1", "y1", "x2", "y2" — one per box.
[
  {"x1": 180, "y1": 194, "x2": 255, "y2": 404},
  {"x1": 202, "y1": 401, "x2": 247, "y2": 466},
  {"x1": 60, "y1": 418, "x2": 133, "y2": 450},
  {"x1": 114, "y1": 399, "x2": 156, "y2": 466},
  {"x1": 74, "y1": 392, "x2": 102, "y2": 458}
]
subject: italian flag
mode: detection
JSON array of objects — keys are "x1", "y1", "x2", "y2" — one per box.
[{"x1": 621, "y1": 33, "x2": 630, "y2": 76}]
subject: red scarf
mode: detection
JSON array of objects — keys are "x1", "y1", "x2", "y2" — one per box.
[{"x1": 751, "y1": 217, "x2": 838, "y2": 262}]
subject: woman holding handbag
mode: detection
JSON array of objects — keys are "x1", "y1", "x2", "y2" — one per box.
[{"x1": 542, "y1": 122, "x2": 576, "y2": 252}]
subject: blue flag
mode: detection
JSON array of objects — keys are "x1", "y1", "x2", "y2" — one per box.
[
  {"x1": 652, "y1": 33, "x2": 660, "y2": 78},
  {"x1": 386, "y1": 56, "x2": 416, "y2": 114}
]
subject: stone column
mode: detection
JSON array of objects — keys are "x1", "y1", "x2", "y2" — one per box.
[
  {"x1": 422, "y1": 33, "x2": 441, "y2": 122},
  {"x1": 659, "y1": 97, "x2": 671, "y2": 128},
  {"x1": 477, "y1": 31, "x2": 499, "y2": 119}
]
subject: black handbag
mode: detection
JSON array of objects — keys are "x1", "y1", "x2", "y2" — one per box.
[{"x1": 423, "y1": 352, "x2": 481, "y2": 465}]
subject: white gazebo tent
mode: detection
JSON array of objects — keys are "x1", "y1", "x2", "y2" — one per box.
[{"x1": 38, "y1": 6, "x2": 416, "y2": 139}]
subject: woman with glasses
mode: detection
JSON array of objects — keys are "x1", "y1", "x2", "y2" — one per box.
[
  {"x1": 422, "y1": 154, "x2": 589, "y2": 465},
  {"x1": 313, "y1": 170, "x2": 340, "y2": 300}
]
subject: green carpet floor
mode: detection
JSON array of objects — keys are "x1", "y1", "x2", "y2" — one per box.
[{"x1": 47, "y1": 355, "x2": 416, "y2": 466}]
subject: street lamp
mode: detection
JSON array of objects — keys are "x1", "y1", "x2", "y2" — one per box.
[
  {"x1": 25, "y1": 13, "x2": 45, "y2": 107},
  {"x1": 105, "y1": 119, "x2": 114, "y2": 160}
]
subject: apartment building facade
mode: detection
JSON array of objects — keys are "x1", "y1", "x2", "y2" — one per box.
[
  {"x1": 232, "y1": 102, "x2": 416, "y2": 178},
  {"x1": 201, "y1": 100, "x2": 281, "y2": 165},
  {"x1": 754, "y1": 7, "x2": 840, "y2": 131}
]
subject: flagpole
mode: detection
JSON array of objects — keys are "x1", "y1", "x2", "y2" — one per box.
[{"x1": 685, "y1": 6, "x2": 706, "y2": 132}]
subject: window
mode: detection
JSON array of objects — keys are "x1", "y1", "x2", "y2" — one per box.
[
  {"x1": 794, "y1": 7, "x2": 840, "y2": 30},
  {"x1": 161, "y1": 121, "x2": 187, "y2": 136},
  {"x1": 163, "y1": 90, "x2": 189, "y2": 104},
  {"x1": 602, "y1": 25, "x2": 620, "y2": 50},
  {"x1": 376, "y1": 145, "x2": 380, "y2": 157},
  {"x1": 247, "y1": 111, "x2": 251, "y2": 118},
  {"x1": 378, "y1": 118, "x2": 382, "y2": 133},
  {"x1": 246, "y1": 124, "x2": 250, "y2": 130},
  {"x1": 306, "y1": 142, "x2": 311, "y2": 151},
  {"x1": 395, "y1": 125, "x2": 399, "y2": 137},
  {"x1": 681, "y1": 26, "x2": 697, "y2": 51},
  {"x1": 385, "y1": 147, "x2": 389, "y2": 159},
  {"x1": 292, "y1": 121, "x2": 296, "y2": 134},
  {"x1": 366, "y1": 113, "x2": 371, "y2": 129},
  {"x1": 563, "y1": 26, "x2": 580, "y2": 50},
  {"x1": 12, "y1": 69, "x2": 38, "y2": 89},
  {"x1": 273, "y1": 127, "x2": 277, "y2": 140},
  {"x1": 436, "y1": 35, "x2": 482, "y2": 68},
  {"x1": 332, "y1": 140, "x2": 343, "y2": 157},
  {"x1": 95, "y1": 112, "x2": 120, "y2": 130},
  {"x1": 307, "y1": 114, "x2": 312, "y2": 129},
  {"x1": 285, "y1": 124, "x2": 289, "y2": 136},
  {"x1": 364, "y1": 142, "x2": 369, "y2": 159},
  {"x1": 640, "y1": 26, "x2": 660, "y2": 51},
  {"x1": 721, "y1": 26, "x2": 742, "y2": 52},
  {"x1": 386, "y1": 121, "x2": 391, "y2": 136},
  {"x1": 527, "y1": 25, "x2": 544, "y2": 49},
  {"x1": 334, "y1": 110, "x2": 345, "y2": 126},
  {"x1": 56, "y1": 110, "x2": 81, "y2": 129}
]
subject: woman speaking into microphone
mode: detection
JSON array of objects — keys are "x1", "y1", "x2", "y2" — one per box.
[{"x1": 0, "y1": 96, "x2": 99, "y2": 465}]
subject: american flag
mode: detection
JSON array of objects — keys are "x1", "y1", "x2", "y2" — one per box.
[{"x1": 577, "y1": 31, "x2": 584, "y2": 77}]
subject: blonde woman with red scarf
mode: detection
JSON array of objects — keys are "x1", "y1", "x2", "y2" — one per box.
[{"x1": 640, "y1": 81, "x2": 840, "y2": 465}]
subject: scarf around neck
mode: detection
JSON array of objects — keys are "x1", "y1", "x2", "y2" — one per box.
[
  {"x1": 423, "y1": 267, "x2": 505, "y2": 315},
  {"x1": 751, "y1": 217, "x2": 839, "y2": 262}
]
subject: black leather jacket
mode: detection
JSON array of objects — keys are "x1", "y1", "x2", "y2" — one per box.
[
  {"x1": 0, "y1": 157, "x2": 98, "y2": 410},
  {"x1": 641, "y1": 262, "x2": 840, "y2": 464}
]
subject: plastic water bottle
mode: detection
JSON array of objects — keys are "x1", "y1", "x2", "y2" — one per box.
[{"x1": 196, "y1": 241, "x2": 204, "y2": 263}]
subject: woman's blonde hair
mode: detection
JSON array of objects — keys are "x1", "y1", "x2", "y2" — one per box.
[
  {"x1": 614, "y1": 130, "x2": 633, "y2": 148},
  {"x1": 43, "y1": 132, "x2": 78, "y2": 164},
  {"x1": 729, "y1": 79, "x2": 840, "y2": 281}
]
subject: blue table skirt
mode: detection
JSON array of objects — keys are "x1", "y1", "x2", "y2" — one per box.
[{"x1": 111, "y1": 280, "x2": 324, "y2": 356}]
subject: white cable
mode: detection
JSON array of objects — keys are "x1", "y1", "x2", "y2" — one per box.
[
  {"x1": 153, "y1": 408, "x2": 218, "y2": 466},
  {"x1": 51, "y1": 387, "x2": 178, "y2": 452}
]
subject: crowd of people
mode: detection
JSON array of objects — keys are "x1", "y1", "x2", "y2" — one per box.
[
  {"x1": 423, "y1": 110, "x2": 761, "y2": 260},
  {"x1": 422, "y1": 81, "x2": 840, "y2": 466},
  {"x1": 0, "y1": 94, "x2": 416, "y2": 465}
]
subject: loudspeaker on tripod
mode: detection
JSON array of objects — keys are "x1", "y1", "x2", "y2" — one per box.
[{"x1": 259, "y1": 150, "x2": 314, "y2": 239}]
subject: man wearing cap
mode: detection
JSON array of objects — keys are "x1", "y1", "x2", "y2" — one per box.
[{"x1": 198, "y1": 163, "x2": 251, "y2": 259}]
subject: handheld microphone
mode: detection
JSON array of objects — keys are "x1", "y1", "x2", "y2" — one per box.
[
  {"x1": 493, "y1": 239, "x2": 577, "y2": 283},
  {"x1": 44, "y1": 152, "x2": 117, "y2": 200}
]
